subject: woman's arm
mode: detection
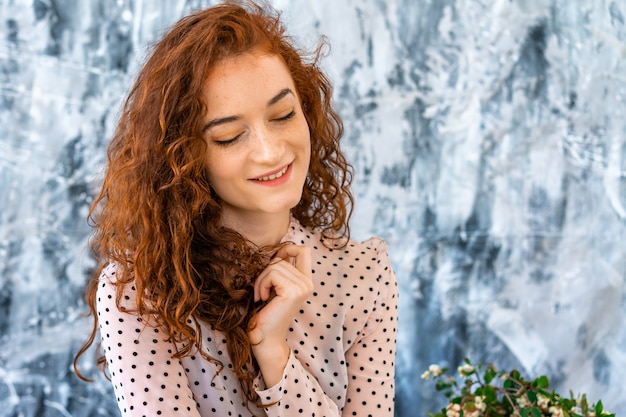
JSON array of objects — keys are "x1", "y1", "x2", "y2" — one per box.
[
  {"x1": 96, "y1": 265, "x2": 201, "y2": 416},
  {"x1": 341, "y1": 253, "x2": 398, "y2": 416},
  {"x1": 255, "y1": 240, "x2": 399, "y2": 417},
  {"x1": 248, "y1": 244, "x2": 313, "y2": 388}
]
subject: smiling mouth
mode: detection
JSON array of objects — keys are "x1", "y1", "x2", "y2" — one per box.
[{"x1": 253, "y1": 164, "x2": 290, "y2": 182}]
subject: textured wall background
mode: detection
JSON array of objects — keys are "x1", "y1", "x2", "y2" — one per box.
[{"x1": 1, "y1": 0, "x2": 625, "y2": 416}]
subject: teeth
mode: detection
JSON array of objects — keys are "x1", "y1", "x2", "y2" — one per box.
[{"x1": 257, "y1": 165, "x2": 288, "y2": 181}]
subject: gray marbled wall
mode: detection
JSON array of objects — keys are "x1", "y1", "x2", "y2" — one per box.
[{"x1": 1, "y1": 0, "x2": 625, "y2": 416}]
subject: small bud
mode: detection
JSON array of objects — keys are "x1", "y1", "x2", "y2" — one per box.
[
  {"x1": 429, "y1": 364, "x2": 443, "y2": 376},
  {"x1": 458, "y1": 364, "x2": 475, "y2": 375}
]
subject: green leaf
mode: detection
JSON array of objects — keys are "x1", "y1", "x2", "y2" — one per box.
[
  {"x1": 435, "y1": 381, "x2": 450, "y2": 391},
  {"x1": 483, "y1": 385, "x2": 497, "y2": 402},
  {"x1": 536, "y1": 388, "x2": 551, "y2": 399},
  {"x1": 534, "y1": 375, "x2": 550, "y2": 389},
  {"x1": 595, "y1": 400, "x2": 604, "y2": 415},
  {"x1": 580, "y1": 394, "x2": 588, "y2": 414},
  {"x1": 520, "y1": 408, "x2": 530, "y2": 417},
  {"x1": 530, "y1": 407, "x2": 543, "y2": 417},
  {"x1": 559, "y1": 398, "x2": 575, "y2": 409},
  {"x1": 484, "y1": 367, "x2": 496, "y2": 384}
]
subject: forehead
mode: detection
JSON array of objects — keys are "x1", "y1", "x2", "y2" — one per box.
[{"x1": 202, "y1": 52, "x2": 296, "y2": 105}]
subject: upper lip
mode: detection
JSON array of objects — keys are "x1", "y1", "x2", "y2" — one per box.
[{"x1": 250, "y1": 162, "x2": 292, "y2": 180}]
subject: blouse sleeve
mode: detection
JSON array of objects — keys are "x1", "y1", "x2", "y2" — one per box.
[
  {"x1": 256, "y1": 351, "x2": 342, "y2": 415},
  {"x1": 342, "y1": 238, "x2": 398, "y2": 416},
  {"x1": 256, "y1": 238, "x2": 399, "y2": 417},
  {"x1": 96, "y1": 264, "x2": 201, "y2": 417}
]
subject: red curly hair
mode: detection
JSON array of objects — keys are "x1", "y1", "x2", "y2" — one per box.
[{"x1": 74, "y1": 0, "x2": 353, "y2": 409}]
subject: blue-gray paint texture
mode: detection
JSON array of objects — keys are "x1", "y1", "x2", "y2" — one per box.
[{"x1": 1, "y1": 0, "x2": 625, "y2": 416}]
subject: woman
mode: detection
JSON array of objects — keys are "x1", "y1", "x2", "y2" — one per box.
[{"x1": 75, "y1": 1, "x2": 398, "y2": 416}]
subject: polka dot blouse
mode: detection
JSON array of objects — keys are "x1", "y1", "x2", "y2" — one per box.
[{"x1": 96, "y1": 218, "x2": 398, "y2": 416}]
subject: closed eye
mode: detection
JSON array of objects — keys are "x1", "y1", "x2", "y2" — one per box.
[
  {"x1": 274, "y1": 110, "x2": 295, "y2": 122},
  {"x1": 212, "y1": 110, "x2": 295, "y2": 146},
  {"x1": 214, "y1": 132, "x2": 243, "y2": 147}
]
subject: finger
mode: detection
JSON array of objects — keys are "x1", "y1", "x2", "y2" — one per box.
[
  {"x1": 274, "y1": 244, "x2": 312, "y2": 276},
  {"x1": 255, "y1": 272, "x2": 272, "y2": 302},
  {"x1": 253, "y1": 260, "x2": 292, "y2": 302}
]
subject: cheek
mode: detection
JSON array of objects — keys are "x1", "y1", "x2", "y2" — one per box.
[
  {"x1": 300, "y1": 119, "x2": 312, "y2": 153},
  {"x1": 204, "y1": 151, "x2": 229, "y2": 185},
  {"x1": 305, "y1": 128, "x2": 312, "y2": 161}
]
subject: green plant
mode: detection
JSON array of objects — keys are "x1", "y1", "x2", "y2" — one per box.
[{"x1": 422, "y1": 359, "x2": 614, "y2": 417}]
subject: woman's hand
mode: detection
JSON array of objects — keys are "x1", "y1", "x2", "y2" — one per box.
[{"x1": 248, "y1": 244, "x2": 313, "y2": 387}]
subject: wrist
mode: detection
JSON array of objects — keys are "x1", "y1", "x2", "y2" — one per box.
[{"x1": 252, "y1": 339, "x2": 290, "y2": 388}]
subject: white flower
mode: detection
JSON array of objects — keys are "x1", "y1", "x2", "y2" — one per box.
[
  {"x1": 429, "y1": 364, "x2": 443, "y2": 376},
  {"x1": 537, "y1": 394, "x2": 550, "y2": 409},
  {"x1": 446, "y1": 403, "x2": 461, "y2": 417},
  {"x1": 458, "y1": 364, "x2": 475, "y2": 375},
  {"x1": 421, "y1": 370, "x2": 431, "y2": 380},
  {"x1": 549, "y1": 405, "x2": 564, "y2": 417},
  {"x1": 475, "y1": 395, "x2": 487, "y2": 412},
  {"x1": 516, "y1": 396, "x2": 530, "y2": 408},
  {"x1": 465, "y1": 410, "x2": 480, "y2": 417}
]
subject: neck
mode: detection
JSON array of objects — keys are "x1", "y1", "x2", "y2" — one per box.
[{"x1": 220, "y1": 211, "x2": 291, "y2": 247}]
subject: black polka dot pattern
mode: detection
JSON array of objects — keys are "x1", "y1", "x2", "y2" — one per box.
[{"x1": 97, "y1": 218, "x2": 398, "y2": 416}]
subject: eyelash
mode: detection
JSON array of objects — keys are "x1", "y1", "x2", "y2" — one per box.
[
  {"x1": 214, "y1": 110, "x2": 296, "y2": 147},
  {"x1": 215, "y1": 134, "x2": 242, "y2": 147},
  {"x1": 276, "y1": 110, "x2": 296, "y2": 121}
]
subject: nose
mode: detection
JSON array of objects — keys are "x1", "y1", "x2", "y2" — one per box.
[{"x1": 250, "y1": 123, "x2": 283, "y2": 164}]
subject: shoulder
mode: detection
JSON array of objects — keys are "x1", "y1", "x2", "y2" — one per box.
[
  {"x1": 344, "y1": 238, "x2": 397, "y2": 336},
  {"x1": 334, "y1": 237, "x2": 396, "y2": 310},
  {"x1": 329, "y1": 235, "x2": 393, "y2": 280},
  {"x1": 96, "y1": 262, "x2": 129, "y2": 293},
  {"x1": 96, "y1": 262, "x2": 139, "y2": 311},
  {"x1": 287, "y1": 219, "x2": 394, "y2": 281},
  {"x1": 100, "y1": 262, "x2": 121, "y2": 283},
  {"x1": 353, "y1": 237, "x2": 391, "y2": 268}
]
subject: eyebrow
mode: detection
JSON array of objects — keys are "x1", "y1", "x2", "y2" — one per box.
[
  {"x1": 267, "y1": 88, "x2": 293, "y2": 106},
  {"x1": 202, "y1": 88, "x2": 295, "y2": 132}
]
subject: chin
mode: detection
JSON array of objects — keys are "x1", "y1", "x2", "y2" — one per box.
[{"x1": 277, "y1": 193, "x2": 305, "y2": 213}]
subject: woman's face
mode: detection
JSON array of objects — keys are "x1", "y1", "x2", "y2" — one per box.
[{"x1": 201, "y1": 51, "x2": 311, "y2": 227}]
